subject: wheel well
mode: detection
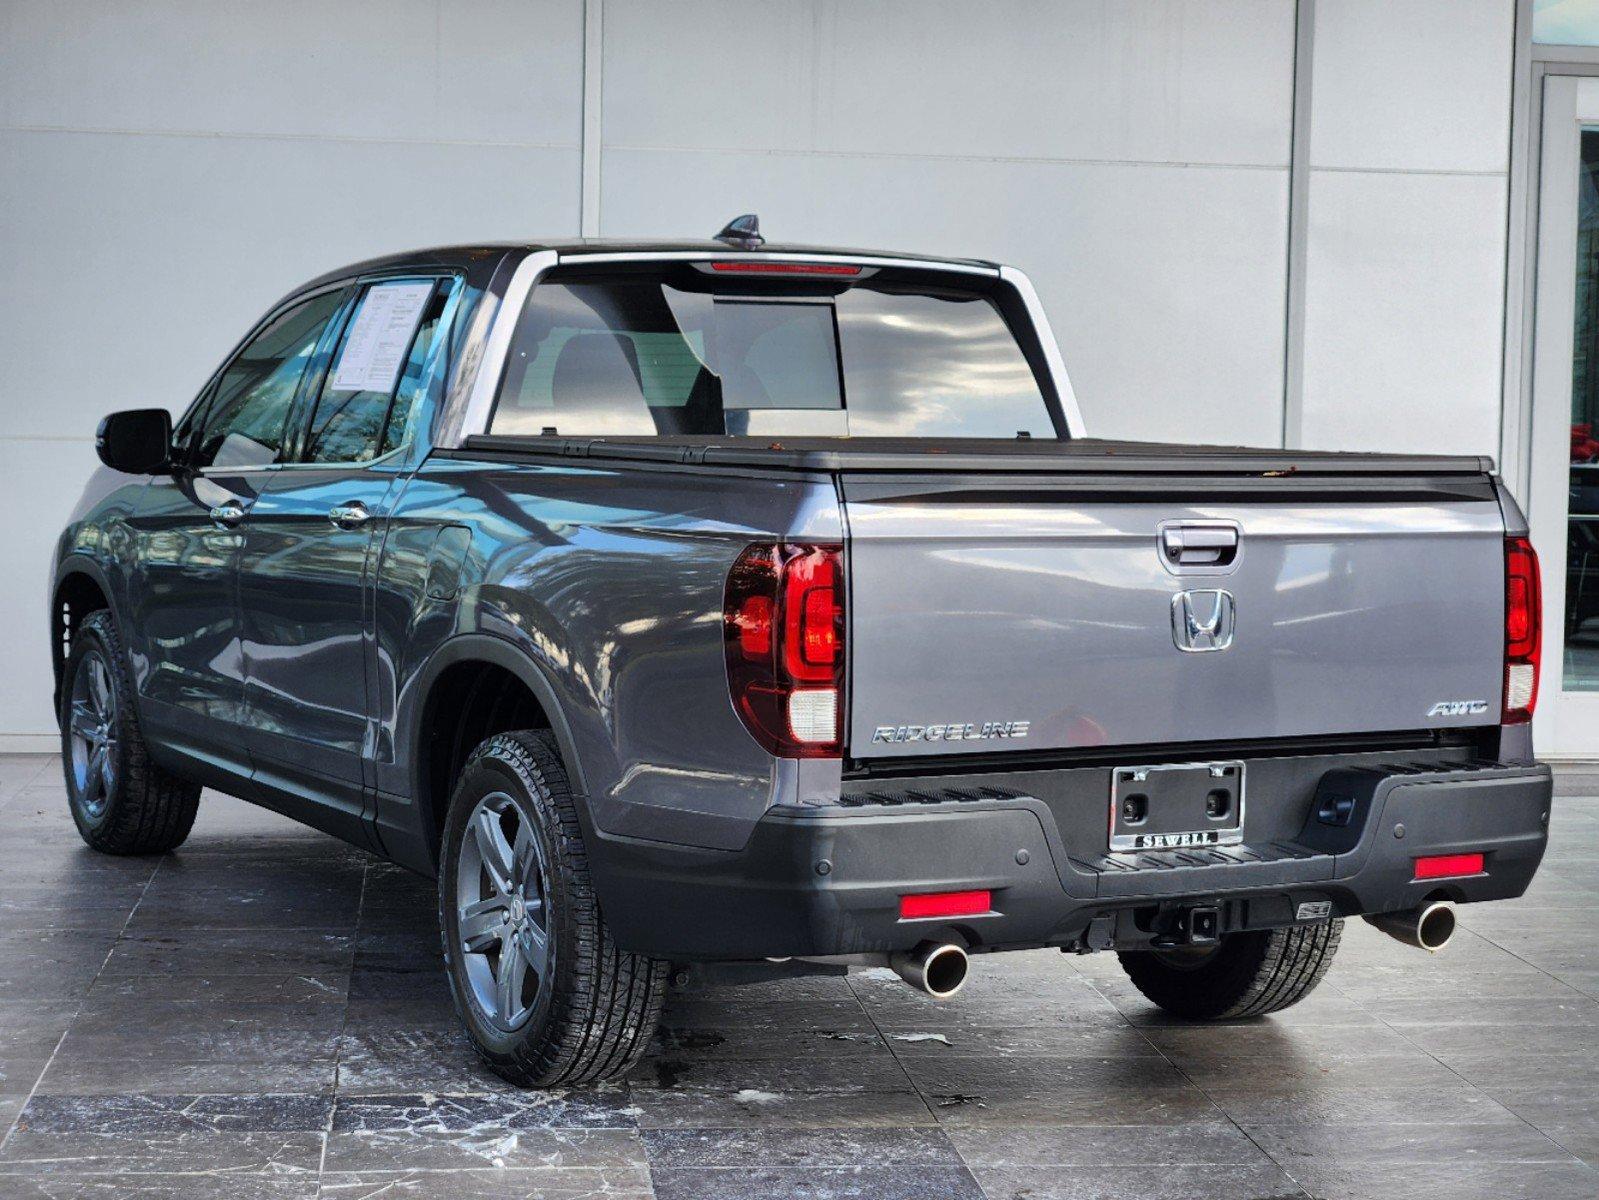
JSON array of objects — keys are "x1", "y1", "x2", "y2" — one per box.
[
  {"x1": 53, "y1": 572, "x2": 110, "y2": 706},
  {"x1": 419, "y1": 660, "x2": 552, "y2": 856}
]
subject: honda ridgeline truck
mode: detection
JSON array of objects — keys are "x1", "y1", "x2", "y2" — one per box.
[{"x1": 51, "y1": 223, "x2": 1553, "y2": 1086}]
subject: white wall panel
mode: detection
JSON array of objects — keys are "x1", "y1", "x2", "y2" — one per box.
[
  {"x1": 0, "y1": 0, "x2": 1526, "y2": 740},
  {"x1": 1300, "y1": 170, "x2": 1507, "y2": 456},
  {"x1": 0, "y1": 0, "x2": 586, "y2": 739},
  {"x1": 603, "y1": 0, "x2": 1295, "y2": 167},
  {"x1": 600, "y1": 0, "x2": 1296, "y2": 448},
  {"x1": 1296, "y1": 0, "x2": 1512, "y2": 459},
  {"x1": 0, "y1": 0, "x2": 583, "y2": 147},
  {"x1": 0, "y1": 439, "x2": 99, "y2": 746},
  {"x1": 1310, "y1": 0, "x2": 1513, "y2": 173},
  {"x1": 0, "y1": 130, "x2": 579, "y2": 440},
  {"x1": 601, "y1": 149, "x2": 1289, "y2": 446}
]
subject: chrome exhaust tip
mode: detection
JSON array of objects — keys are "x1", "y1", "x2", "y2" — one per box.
[
  {"x1": 889, "y1": 942, "x2": 969, "y2": 999},
  {"x1": 1363, "y1": 901, "x2": 1457, "y2": 953}
]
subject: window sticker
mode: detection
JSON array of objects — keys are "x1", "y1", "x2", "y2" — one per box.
[{"x1": 330, "y1": 282, "x2": 434, "y2": 394}]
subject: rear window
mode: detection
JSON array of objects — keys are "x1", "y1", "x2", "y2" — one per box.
[{"x1": 488, "y1": 265, "x2": 1057, "y2": 439}]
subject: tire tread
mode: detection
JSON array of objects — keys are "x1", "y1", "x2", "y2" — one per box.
[
  {"x1": 440, "y1": 730, "x2": 666, "y2": 1087},
  {"x1": 61, "y1": 611, "x2": 200, "y2": 856},
  {"x1": 1117, "y1": 918, "x2": 1343, "y2": 1021}
]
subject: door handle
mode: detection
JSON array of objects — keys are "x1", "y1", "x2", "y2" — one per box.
[
  {"x1": 1161, "y1": 524, "x2": 1239, "y2": 567},
  {"x1": 328, "y1": 501, "x2": 373, "y2": 530},
  {"x1": 209, "y1": 500, "x2": 249, "y2": 528}
]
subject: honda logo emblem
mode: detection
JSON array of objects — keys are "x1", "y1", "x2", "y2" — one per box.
[{"x1": 1172, "y1": 589, "x2": 1235, "y2": 652}]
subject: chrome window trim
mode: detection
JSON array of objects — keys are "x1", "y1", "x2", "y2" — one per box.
[
  {"x1": 195, "y1": 449, "x2": 407, "y2": 478},
  {"x1": 1000, "y1": 265, "x2": 1085, "y2": 438},
  {"x1": 447, "y1": 250, "x2": 1083, "y2": 443},
  {"x1": 447, "y1": 250, "x2": 559, "y2": 448}
]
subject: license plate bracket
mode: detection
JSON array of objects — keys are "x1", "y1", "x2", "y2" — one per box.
[{"x1": 1109, "y1": 761, "x2": 1245, "y2": 853}]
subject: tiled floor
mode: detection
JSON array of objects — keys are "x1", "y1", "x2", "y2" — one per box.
[{"x1": 1, "y1": 753, "x2": 1598, "y2": 1199}]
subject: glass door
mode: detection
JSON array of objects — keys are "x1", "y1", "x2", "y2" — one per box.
[
  {"x1": 1569, "y1": 126, "x2": 1599, "y2": 696},
  {"x1": 1530, "y1": 76, "x2": 1599, "y2": 754}
]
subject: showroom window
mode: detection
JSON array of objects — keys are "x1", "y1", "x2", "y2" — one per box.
[{"x1": 1536, "y1": 0, "x2": 1599, "y2": 45}]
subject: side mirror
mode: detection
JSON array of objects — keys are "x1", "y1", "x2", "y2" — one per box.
[{"x1": 95, "y1": 408, "x2": 173, "y2": 475}]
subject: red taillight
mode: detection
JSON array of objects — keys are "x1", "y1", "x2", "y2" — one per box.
[
  {"x1": 724, "y1": 543, "x2": 845, "y2": 758},
  {"x1": 783, "y1": 549, "x2": 840, "y2": 684},
  {"x1": 709, "y1": 261, "x2": 862, "y2": 276},
  {"x1": 900, "y1": 890, "x2": 992, "y2": 920},
  {"x1": 1503, "y1": 536, "x2": 1542, "y2": 724},
  {"x1": 1414, "y1": 852, "x2": 1485, "y2": 880}
]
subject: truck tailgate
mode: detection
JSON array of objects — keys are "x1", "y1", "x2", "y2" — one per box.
[{"x1": 842, "y1": 474, "x2": 1506, "y2": 758}]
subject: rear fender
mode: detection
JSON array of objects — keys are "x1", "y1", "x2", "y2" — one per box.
[{"x1": 399, "y1": 630, "x2": 590, "y2": 856}]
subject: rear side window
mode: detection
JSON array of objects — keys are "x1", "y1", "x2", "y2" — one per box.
[
  {"x1": 193, "y1": 290, "x2": 344, "y2": 469},
  {"x1": 488, "y1": 267, "x2": 1055, "y2": 439},
  {"x1": 301, "y1": 279, "x2": 448, "y2": 464}
]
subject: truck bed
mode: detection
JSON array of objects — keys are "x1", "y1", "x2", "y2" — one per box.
[{"x1": 453, "y1": 431, "x2": 1508, "y2": 759}]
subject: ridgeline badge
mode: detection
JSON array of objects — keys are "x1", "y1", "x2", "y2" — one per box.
[{"x1": 871, "y1": 721, "x2": 1031, "y2": 744}]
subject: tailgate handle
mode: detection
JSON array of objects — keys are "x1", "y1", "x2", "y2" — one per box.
[{"x1": 1162, "y1": 525, "x2": 1238, "y2": 567}]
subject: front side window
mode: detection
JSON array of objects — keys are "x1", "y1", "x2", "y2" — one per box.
[
  {"x1": 302, "y1": 280, "x2": 446, "y2": 464},
  {"x1": 193, "y1": 290, "x2": 344, "y2": 469},
  {"x1": 488, "y1": 266, "x2": 1055, "y2": 439}
]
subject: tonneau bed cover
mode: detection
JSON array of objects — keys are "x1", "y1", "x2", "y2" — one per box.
[
  {"x1": 460, "y1": 434, "x2": 1491, "y2": 477},
  {"x1": 456, "y1": 435, "x2": 1496, "y2": 500}
]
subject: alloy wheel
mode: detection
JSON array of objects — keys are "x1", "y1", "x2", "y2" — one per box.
[
  {"x1": 68, "y1": 651, "x2": 117, "y2": 820},
  {"x1": 455, "y1": 791, "x2": 552, "y2": 1031}
]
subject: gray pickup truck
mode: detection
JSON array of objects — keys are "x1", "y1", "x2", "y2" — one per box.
[{"x1": 52, "y1": 224, "x2": 1553, "y2": 1087}]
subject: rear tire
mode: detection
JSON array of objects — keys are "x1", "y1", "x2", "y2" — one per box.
[
  {"x1": 438, "y1": 730, "x2": 667, "y2": 1087},
  {"x1": 58, "y1": 610, "x2": 201, "y2": 855},
  {"x1": 1116, "y1": 918, "x2": 1343, "y2": 1020}
]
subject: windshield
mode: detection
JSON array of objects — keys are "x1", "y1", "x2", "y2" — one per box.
[{"x1": 487, "y1": 265, "x2": 1059, "y2": 439}]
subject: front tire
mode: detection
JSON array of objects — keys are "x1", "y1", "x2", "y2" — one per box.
[
  {"x1": 59, "y1": 610, "x2": 201, "y2": 855},
  {"x1": 438, "y1": 730, "x2": 666, "y2": 1087},
  {"x1": 1116, "y1": 918, "x2": 1343, "y2": 1020}
]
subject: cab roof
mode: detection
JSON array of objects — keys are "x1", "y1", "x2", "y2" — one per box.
[{"x1": 298, "y1": 240, "x2": 999, "y2": 292}]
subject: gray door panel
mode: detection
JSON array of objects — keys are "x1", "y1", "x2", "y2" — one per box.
[
  {"x1": 124, "y1": 469, "x2": 263, "y2": 769},
  {"x1": 238, "y1": 466, "x2": 398, "y2": 796}
]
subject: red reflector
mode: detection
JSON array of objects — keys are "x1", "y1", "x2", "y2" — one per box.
[
  {"x1": 899, "y1": 890, "x2": 991, "y2": 919},
  {"x1": 710, "y1": 260, "x2": 862, "y2": 275},
  {"x1": 1413, "y1": 853, "x2": 1485, "y2": 880}
]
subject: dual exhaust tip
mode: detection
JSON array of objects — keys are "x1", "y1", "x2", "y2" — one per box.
[
  {"x1": 882, "y1": 905, "x2": 1456, "y2": 998},
  {"x1": 889, "y1": 941, "x2": 969, "y2": 999},
  {"x1": 1363, "y1": 901, "x2": 1457, "y2": 953}
]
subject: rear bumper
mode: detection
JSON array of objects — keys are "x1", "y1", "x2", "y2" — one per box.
[{"x1": 592, "y1": 758, "x2": 1552, "y2": 961}]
